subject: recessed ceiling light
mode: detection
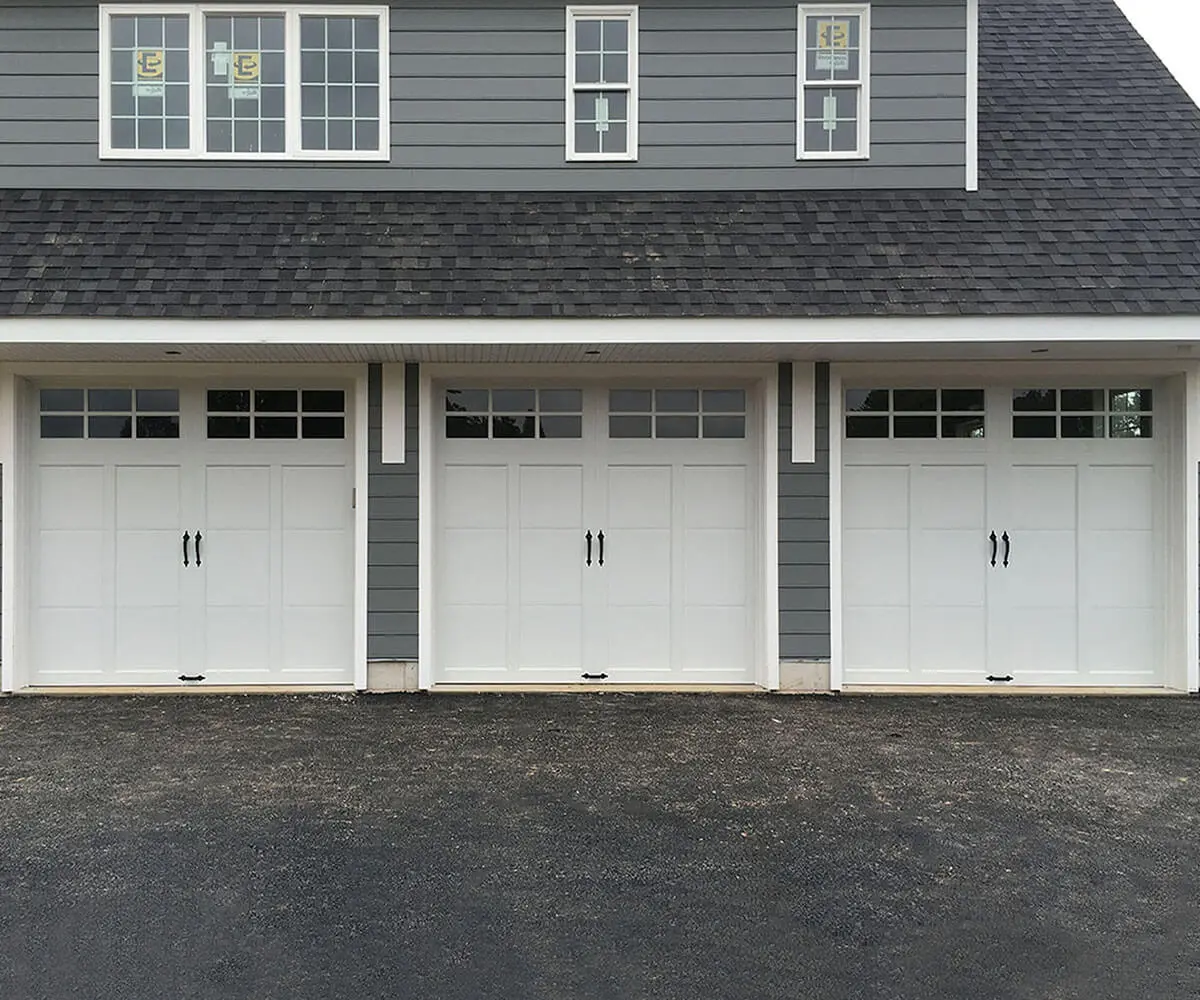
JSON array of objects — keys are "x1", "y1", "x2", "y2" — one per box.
[
  {"x1": 164, "y1": 349, "x2": 182, "y2": 356},
  {"x1": 584, "y1": 349, "x2": 600, "y2": 356},
  {"x1": 1030, "y1": 348, "x2": 1049, "y2": 354}
]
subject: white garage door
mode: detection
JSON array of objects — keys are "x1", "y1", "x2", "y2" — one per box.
[
  {"x1": 31, "y1": 385, "x2": 354, "y2": 687},
  {"x1": 842, "y1": 385, "x2": 1163, "y2": 687},
  {"x1": 435, "y1": 384, "x2": 760, "y2": 685}
]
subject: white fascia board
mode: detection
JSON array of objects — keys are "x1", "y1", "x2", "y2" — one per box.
[{"x1": 3, "y1": 315, "x2": 1200, "y2": 345}]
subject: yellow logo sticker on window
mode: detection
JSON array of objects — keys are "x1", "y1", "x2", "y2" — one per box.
[
  {"x1": 816, "y1": 20, "x2": 850, "y2": 49},
  {"x1": 135, "y1": 49, "x2": 165, "y2": 80},
  {"x1": 132, "y1": 49, "x2": 165, "y2": 97},
  {"x1": 814, "y1": 19, "x2": 851, "y2": 72},
  {"x1": 231, "y1": 51, "x2": 260, "y2": 84}
]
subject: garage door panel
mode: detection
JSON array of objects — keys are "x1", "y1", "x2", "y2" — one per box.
[
  {"x1": 912, "y1": 529, "x2": 986, "y2": 607},
  {"x1": 991, "y1": 606, "x2": 1077, "y2": 675},
  {"x1": 1080, "y1": 608, "x2": 1159, "y2": 678},
  {"x1": 442, "y1": 529, "x2": 507, "y2": 604},
  {"x1": 204, "y1": 530, "x2": 270, "y2": 607},
  {"x1": 1007, "y1": 466, "x2": 1077, "y2": 530},
  {"x1": 605, "y1": 605, "x2": 671, "y2": 669},
  {"x1": 911, "y1": 607, "x2": 987, "y2": 674},
  {"x1": 681, "y1": 606, "x2": 746, "y2": 671},
  {"x1": 116, "y1": 466, "x2": 181, "y2": 529},
  {"x1": 683, "y1": 466, "x2": 747, "y2": 528},
  {"x1": 116, "y1": 531, "x2": 181, "y2": 606},
  {"x1": 115, "y1": 607, "x2": 182, "y2": 672},
  {"x1": 1079, "y1": 530, "x2": 1155, "y2": 608},
  {"x1": 519, "y1": 466, "x2": 583, "y2": 529},
  {"x1": 439, "y1": 605, "x2": 507, "y2": 670},
  {"x1": 283, "y1": 607, "x2": 351, "y2": 671},
  {"x1": 843, "y1": 466, "x2": 908, "y2": 529},
  {"x1": 603, "y1": 528, "x2": 671, "y2": 606},
  {"x1": 843, "y1": 607, "x2": 908, "y2": 675},
  {"x1": 281, "y1": 466, "x2": 347, "y2": 529},
  {"x1": 204, "y1": 606, "x2": 271, "y2": 672},
  {"x1": 206, "y1": 466, "x2": 270, "y2": 529},
  {"x1": 520, "y1": 530, "x2": 584, "y2": 604},
  {"x1": 843, "y1": 529, "x2": 908, "y2": 606},
  {"x1": 912, "y1": 465, "x2": 986, "y2": 530},
  {"x1": 39, "y1": 531, "x2": 103, "y2": 607},
  {"x1": 35, "y1": 609, "x2": 106, "y2": 674},
  {"x1": 442, "y1": 465, "x2": 507, "y2": 529},
  {"x1": 40, "y1": 466, "x2": 104, "y2": 530},
  {"x1": 283, "y1": 530, "x2": 351, "y2": 606},
  {"x1": 607, "y1": 466, "x2": 671, "y2": 529},
  {"x1": 1082, "y1": 465, "x2": 1154, "y2": 530},
  {"x1": 517, "y1": 606, "x2": 584, "y2": 669},
  {"x1": 1004, "y1": 530, "x2": 1076, "y2": 607},
  {"x1": 683, "y1": 529, "x2": 747, "y2": 606}
]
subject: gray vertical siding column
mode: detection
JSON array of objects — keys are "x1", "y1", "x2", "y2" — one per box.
[
  {"x1": 778, "y1": 362, "x2": 831, "y2": 659},
  {"x1": 367, "y1": 362, "x2": 420, "y2": 661}
]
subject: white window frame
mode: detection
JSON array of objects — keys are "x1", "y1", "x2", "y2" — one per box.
[
  {"x1": 565, "y1": 5, "x2": 639, "y2": 162},
  {"x1": 796, "y1": 3, "x2": 870, "y2": 160},
  {"x1": 98, "y1": 3, "x2": 390, "y2": 161}
]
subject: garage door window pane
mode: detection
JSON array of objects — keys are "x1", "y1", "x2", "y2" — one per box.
[
  {"x1": 610, "y1": 389, "x2": 651, "y2": 413},
  {"x1": 255, "y1": 416, "x2": 298, "y2": 438},
  {"x1": 656, "y1": 389, "x2": 699, "y2": 413},
  {"x1": 41, "y1": 415, "x2": 84, "y2": 439},
  {"x1": 255, "y1": 389, "x2": 298, "y2": 412},
  {"x1": 892, "y1": 389, "x2": 936, "y2": 412},
  {"x1": 493, "y1": 389, "x2": 536, "y2": 413},
  {"x1": 1013, "y1": 389, "x2": 1056, "y2": 412},
  {"x1": 137, "y1": 415, "x2": 180, "y2": 438},
  {"x1": 942, "y1": 415, "x2": 985, "y2": 439},
  {"x1": 845, "y1": 415, "x2": 888, "y2": 438},
  {"x1": 302, "y1": 389, "x2": 345, "y2": 413},
  {"x1": 89, "y1": 389, "x2": 133, "y2": 412},
  {"x1": 656, "y1": 415, "x2": 699, "y2": 438},
  {"x1": 703, "y1": 416, "x2": 746, "y2": 439},
  {"x1": 209, "y1": 415, "x2": 251, "y2": 438},
  {"x1": 446, "y1": 415, "x2": 489, "y2": 438},
  {"x1": 494, "y1": 415, "x2": 535, "y2": 439},
  {"x1": 209, "y1": 389, "x2": 250, "y2": 412},
  {"x1": 1061, "y1": 416, "x2": 1105, "y2": 439},
  {"x1": 893, "y1": 416, "x2": 937, "y2": 438},
  {"x1": 41, "y1": 388, "x2": 85, "y2": 412},
  {"x1": 136, "y1": 389, "x2": 179, "y2": 411},
  {"x1": 1013, "y1": 416, "x2": 1057, "y2": 439},
  {"x1": 89, "y1": 415, "x2": 134, "y2": 438},
  {"x1": 540, "y1": 415, "x2": 583, "y2": 438},
  {"x1": 610, "y1": 414, "x2": 651, "y2": 438},
  {"x1": 1112, "y1": 415, "x2": 1153, "y2": 438},
  {"x1": 845, "y1": 388, "x2": 985, "y2": 440},
  {"x1": 845, "y1": 389, "x2": 888, "y2": 412},
  {"x1": 302, "y1": 416, "x2": 345, "y2": 439}
]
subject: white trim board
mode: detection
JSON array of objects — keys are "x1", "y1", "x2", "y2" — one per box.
[
  {"x1": 380, "y1": 363, "x2": 406, "y2": 464},
  {"x1": 965, "y1": 0, "x2": 979, "y2": 192},
  {"x1": 3, "y1": 316, "x2": 1200, "y2": 347},
  {"x1": 791, "y1": 362, "x2": 817, "y2": 464}
]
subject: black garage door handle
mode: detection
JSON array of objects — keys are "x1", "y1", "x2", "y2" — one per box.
[
  {"x1": 989, "y1": 531, "x2": 997, "y2": 567},
  {"x1": 182, "y1": 531, "x2": 190, "y2": 567},
  {"x1": 1002, "y1": 531, "x2": 1010, "y2": 568},
  {"x1": 195, "y1": 531, "x2": 202, "y2": 567}
]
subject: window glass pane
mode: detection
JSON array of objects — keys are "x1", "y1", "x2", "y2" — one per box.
[
  {"x1": 209, "y1": 415, "x2": 250, "y2": 438},
  {"x1": 41, "y1": 415, "x2": 84, "y2": 439},
  {"x1": 576, "y1": 54, "x2": 602, "y2": 84},
  {"x1": 492, "y1": 389, "x2": 536, "y2": 413},
  {"x1": 940, "y1": 389, "x2": 984, "y2": 412},
  {"x1": 602, "y1": 19, "x2": 628, "y2": 51},
  {"x1": 89, "y1": 415, "x2": 133, "y2": 439},
  {"x1": 656, "y1": 415, "x2": 699, "y2": 438},
  {"x1": 702, "y1": 389, "x2": 745, "y2": 413},
  {"x1": 703, "y1": 416, "x2": 746, "y2": 439},
  {"x1": 892, "y1": 389, "x2": 936, "y2": 412},
  {"x1": 41, "y1": 388, "x2": 84, "y2": 412},
  {"x1": 610, "y1": 390, "x2": 651, "y2": 413},
  {"x1": 601, "y1": 53, "x2": 628, "y2": 85},
  {"x1": 539, "y1": 389, "x2": 582, "y2": 413},
  {"x1": 1061, "y1": 389, "x2": 1105, "y2": 412},
  {"x1": 1111, "y1": 415, "x2": 1152, "y2": 438},
  {"x1": 255, "y1": 416, "x2": 298, "y2": 438},
  {"x1": 136, "y1": 388, "x2": 179, "y2": 411},
  {"x1": 893, "y1": 416, "x2": 937, "y2": 438},
  {"x1": 539, "y1": 416, "x2": 582, "y2": 439},
  {"x1": 574, "y1": 123, "x2": 601, "y2": 155},
  {"x1": 1062, "y1": 416, "x2": 1104, "y2": 438},
  {"x1": 137, "y1": 415, "x2": 180, "y2": 439},
  {"x1": 609, "y1": 414, "x2": 651, "y2": 438},
  {"x1": 446, "y1": 389, "x2": 489, "y2": 413},
  {"x1": 845, "y1": 415, "x2": 888, "y2": 438},
  {"x1": 941, "y1": 415, "x2": 985, "y2": 439},
  {"x1": 110, "y1": 14, "x2": 190, "y2": 152},
  {"x1": 845, "y1": 389, "x2": 888, "y2": 412},
  {"x1": 327, "y1": 119, "x2": 354, "y2": 150},
  {"x1": 208, "y1": 389, "x2": 249, "y2": 412},
  {"x1": 299, "y1": 14, "x2": 383, "y2": 152},
  {"x1": 1111, "y1": 389, "x2": 1152, "y2": 412},
  {"x1": 493, "y1": 415, "x2": 535, "y2": 439},
  {"x1": 206, "y1": 14, "x2": 287, "y2": 155},
  {"x1": 575, "y1": 19, "x2": 602, "y2": 51},
  {"x1": 302, "y1": 390, "x2": 345, "y2": 413},
  {"x1": 1013, "y1": 416, "x2": 1057, "y2": 438},
  {"x1": 302, "y1": 416, "x2": 345, "y2": 439},
  {"x1": 255, "y1": 389, "x2": 298, "y2": 413},
  {"x1": 656, "y1": 389, "x2": 699, "y2": 413},
  {"x1": 1013, "y1": 389, "x2": 1056, "y2": 412},
  {"x1": 88, "y1": 388, "x2": 132, "y2": 412},
  {"x1": 446, "y1": 415, "x2": 488, "y2": 439}
]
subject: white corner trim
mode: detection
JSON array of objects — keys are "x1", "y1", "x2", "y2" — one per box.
[
  {"x1": 1186, "y1": 368, "x2": 1200, "y2": 692},
  {"x1": 966, "y1": 0, "x2": 979, "y2": 192},
  {"x1": 827, "y1": 367, "x2": 845, "y2": 692},
  {"x1": 791, "y1": 361, "x2": 817, "y2": 463},
  {"x1": 380, "y1": 362, "x2": 406, "y2": 464},
  {"x1": 417, "y1": 369, "x2": 435, "y2": 691},
  {"x1": 763, "y1": 371, "x2": 781, "y2": 690},
  {"x1": 0, "y1": 372, "x2": 14, "y2": 694},
  {"x1": 354, "y1": 368, "x2": 370, "y2": 691}
]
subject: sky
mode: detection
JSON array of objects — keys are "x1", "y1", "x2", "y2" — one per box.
[{"x1": 1114, "y1": 0, "x2": 1200, "y2": 104}]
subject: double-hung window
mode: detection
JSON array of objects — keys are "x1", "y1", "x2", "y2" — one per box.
[
  {"x1": 99, "y1": 4, "x2": 389, "y2": 160},
  {"x1": 797, "y1": 4, "x2": 870, "y2": 159},
  {"x1": 566, "y1": 6, "x2": 638, "y2": 161}
]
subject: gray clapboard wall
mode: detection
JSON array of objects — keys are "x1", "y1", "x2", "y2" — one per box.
[
  {"x1": 778, "y1": 362, "x2": 831, "y2": 660},
  {"x1": 367, "y1": 362, "x2": 419, "y2": 661},
  {"x1": 0, "y1": 0, "x2": 968, "y2": 190}
]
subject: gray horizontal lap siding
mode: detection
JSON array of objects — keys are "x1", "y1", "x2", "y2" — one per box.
[
  {"x1": 779, "y1": 362, "x2": 831, "y2": 660},
  {"x1": 367, "y1": 363, "x2": 419, "y2": 661},
  {"x1": 0, "y1": 0, "x2": 967, "y2": 190}
]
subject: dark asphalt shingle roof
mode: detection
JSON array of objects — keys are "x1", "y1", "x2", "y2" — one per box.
[{"x1": 1, "y1": 0, "x2": 1199, "y2": 319}]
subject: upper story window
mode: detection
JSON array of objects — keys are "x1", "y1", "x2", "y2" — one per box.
[
  {"x1": 797, "y1": 4, "x2": 870, "y2": 160},
  {"x1": 98, "y1": 5, "x2": 389, "y2": 160},
  {"x1": 566, "y1": 6, "x2": 638, "y2": 162}
]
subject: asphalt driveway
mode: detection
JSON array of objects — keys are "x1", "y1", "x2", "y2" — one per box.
[{"x1": 0, "y1": 693, "x2": 1197, "y2": 999}]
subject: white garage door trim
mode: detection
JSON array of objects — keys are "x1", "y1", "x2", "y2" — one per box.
[
  {"x1": 418, "y1": 363, "x2": 779, "y2": 690},
  {"x1": 830, "y1": 361, "x2": 1200, "y2": 693},
  {"x1": 0, "y1": 363, "x2": 369, "y2": 693}
]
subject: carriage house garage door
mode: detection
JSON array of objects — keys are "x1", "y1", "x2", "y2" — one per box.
[
  {"x1": 30, "y1": 384, "x2": 355, "y2": 687},
  {"x1": 434, "y1": 382, "x2": 763, "y2": 686},
  {"x1": 841, "y1": 384, "x2": 1165, "y2": 688}
]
